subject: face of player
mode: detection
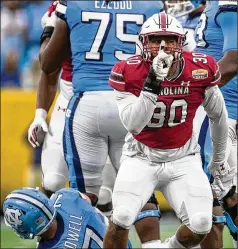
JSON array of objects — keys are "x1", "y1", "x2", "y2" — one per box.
[{"x1": 148, "y1": 35, "x2": 178, "y2": 58}]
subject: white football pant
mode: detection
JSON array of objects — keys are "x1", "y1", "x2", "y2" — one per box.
[
  {"x1": 112, "y1": 153, "x2": 213, "y2": 234},
  {"x1": 64, "y1": 91, "x2": 127, "y2": 197}
]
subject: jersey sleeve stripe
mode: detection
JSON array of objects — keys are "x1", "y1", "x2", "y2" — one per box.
[
  {"x1": 109, "y1": 79, "x2": 125, "y2": 91},
  {"x1": 109, "y1": 71, "x2": 125, "y2": 83},
  {"x1": 111, "y1": 71, "x2": 123, "y2": 77},
  {"x1": 109, "y1": 78, "x2": 125, "y2": 85}
]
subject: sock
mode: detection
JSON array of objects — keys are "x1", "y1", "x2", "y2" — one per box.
[
  {"x1": 192, "y1": 245, "x2": 201, "y2": 248},
  {"x1": 168, "y1": 235, "x2": 186, "y2": 248},
  {"x1": 142, "y1": 240, "x2": 161, "y2": 248}
]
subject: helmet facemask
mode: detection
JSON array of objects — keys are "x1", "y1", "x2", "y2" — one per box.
[{"x1": 139, "y1": 32, "x2": 185, "y2": 63}]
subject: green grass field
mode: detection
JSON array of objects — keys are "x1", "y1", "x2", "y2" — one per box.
[{"x1": 1, "y1": 214, "x2": 234, "y2": 248}]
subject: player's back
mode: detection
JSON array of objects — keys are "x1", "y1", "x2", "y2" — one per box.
[
  {"x1": 195, "y1": 1, "x2": 237, "y2": 119},
  {"x1": 56, "y1": 0, "x2": 164, "y2": 93},
  {"x1": 38, "y1": 188, "x2": 106, "y2": 248}
]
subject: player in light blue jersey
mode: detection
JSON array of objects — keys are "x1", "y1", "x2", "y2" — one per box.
[
  {"x1": 39, "y1": 1, "x2": 163, "y2": 248},
  {"x1": 195, "y1": 0, "x2": 237, "y2": 247},
  {"x1": 165, "y1": 0, "x2": 206, "y2": 51},
  {"x1": 3, "y1": 187, "x2": 132, "y2": 248}
]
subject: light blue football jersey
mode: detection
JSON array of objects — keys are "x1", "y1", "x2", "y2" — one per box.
[
  {"x1": 56, "y1": 0, "x2": 163, "y2": 93},
  {"x1": 195, "y1": 0, "x2": 237, "y2": 119},
  {"x1": 38, "y1": 188, "x2": 132, "y2": 248},
  {"x1": 38, "y1": 188, "x2": 106, "y2": 248}
]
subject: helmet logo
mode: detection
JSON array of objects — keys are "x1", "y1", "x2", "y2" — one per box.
[{"x1": 4, "y1": 208, "x2": 23, "y2": 226}]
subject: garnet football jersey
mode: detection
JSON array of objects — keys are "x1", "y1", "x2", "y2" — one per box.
[{"x1": 109, "y1": 51, "x2": 220, "y2": 149}]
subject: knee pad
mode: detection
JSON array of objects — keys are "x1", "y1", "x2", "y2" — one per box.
[
  {"x1": 190, "y1": 212, "x2": 212, "y2": 235},
  {"x1": 98, "y1": 186, "x2": 112, "y2": 205},
  {"x1": 112, "y1": 206, "x2": 137, "y2": 229},
  {"x1": 42, "y1": 173, "x2": 67, "y2": 193}
]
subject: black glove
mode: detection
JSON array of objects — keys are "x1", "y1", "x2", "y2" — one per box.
[{"x1": 142, "y1": 66, "x2": 162, "y2": 95}]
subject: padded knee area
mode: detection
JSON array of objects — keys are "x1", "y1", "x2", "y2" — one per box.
[
  {"x1": 113, "y1": 206, "x2": 137, "y2": 229},
  {"x1": 43, "y1": 173, "x2": 67, "y2": 193},
  {"x1": 190, "y1": 212, "x2": 212, "y2": 234},
  {"x1": 98, "y1": 186, "x2": 112, "y2": 205}
]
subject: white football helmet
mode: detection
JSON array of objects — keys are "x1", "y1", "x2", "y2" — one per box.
[{"x1": 139, "y1": 13, "x2": 185, "y2": 61}]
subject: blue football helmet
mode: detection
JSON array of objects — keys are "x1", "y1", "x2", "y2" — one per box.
[{"x1": 3, "y1": 187, "x2": 56, "y2": 239}]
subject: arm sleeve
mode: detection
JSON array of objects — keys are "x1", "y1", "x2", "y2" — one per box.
[
  {"x1": 115, "y1": 90, "x2": 157, "y2": 134},
  {"x1": 202, "y1": 85, "x2": 228, "y2": 162},
  {"x1": 215, "y1": 11, "x2": 237, "y2": 54}
]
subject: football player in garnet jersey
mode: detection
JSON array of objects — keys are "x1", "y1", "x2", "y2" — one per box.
[{"x1": 103, "y1": 13, "x2": 229, "y2": 249}]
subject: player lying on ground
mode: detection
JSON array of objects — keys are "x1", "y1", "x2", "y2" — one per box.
[{"x1": 3, "y1": 187, "x2": 132, "y2": 248}]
